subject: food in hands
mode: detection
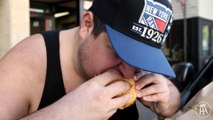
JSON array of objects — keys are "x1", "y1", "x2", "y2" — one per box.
[{"x1": 110, "y1": 79, "x2": 138, "y2": 110}]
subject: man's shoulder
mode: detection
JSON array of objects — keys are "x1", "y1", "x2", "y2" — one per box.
[
  {"x1": 0, "y1": 33, "x2": 47, "y2": 82},
  {"x1": 0, "y1": 33, "x2": 48, "y2": 115},
  {"x1": 1, "y1": 33, "x2": 45, "y2": 62}
]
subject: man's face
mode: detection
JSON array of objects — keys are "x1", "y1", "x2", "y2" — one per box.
[{"x1": 78, "y1": 31, "x2": 139, "y2": 80}]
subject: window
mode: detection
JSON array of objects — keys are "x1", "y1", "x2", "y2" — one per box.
[{"x1": 202, "y1": 25, "x2": 211, "y2": 56}]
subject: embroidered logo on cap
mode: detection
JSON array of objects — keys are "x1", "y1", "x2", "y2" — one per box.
[{"x1": 131, "y1": 0, "x2": 173, "y2": 46}]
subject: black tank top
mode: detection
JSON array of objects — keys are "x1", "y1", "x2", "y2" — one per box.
[
  {"x1": 39, "y1": 30, "x2": 139, "y2": 120},
  {"x1": 38, "y1": 30, "x2": 66, "y2": 109}
]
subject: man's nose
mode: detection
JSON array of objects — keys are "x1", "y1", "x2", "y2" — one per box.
[{"x1": 118, "y1": 61, "x2": 139, "y2": 79}]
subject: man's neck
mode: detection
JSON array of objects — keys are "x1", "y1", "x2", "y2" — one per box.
[{"x1": 59, "y1": 27, "x2": 85, "y2": 93}]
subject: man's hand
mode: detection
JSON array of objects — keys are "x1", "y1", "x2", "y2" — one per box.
[
  {"x1": 134, "y1": 73, "x2": 180, "y2": 117},
  {"x1": 56, "y1": 70, "x2": 131, "y2": 120}
]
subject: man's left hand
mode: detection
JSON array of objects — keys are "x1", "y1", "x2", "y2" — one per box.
[{"x1": 134, "y1": 73, "x2": 180, "y2": 117}]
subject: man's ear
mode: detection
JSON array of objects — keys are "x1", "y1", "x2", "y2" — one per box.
[{"x1": 79, "y1": 11, "x2": 94, "y2": 39}]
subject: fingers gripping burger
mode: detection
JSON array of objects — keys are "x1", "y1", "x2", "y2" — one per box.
[{"x1": 111, "y1": 79, "x2": 138, "y2": 110}]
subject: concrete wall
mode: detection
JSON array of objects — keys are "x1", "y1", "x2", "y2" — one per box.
[
  {"x1": 172, "y1": 0, "x2": 213, "y2": 21},
  {"x1": 0, "y1": 0, "x2": 30, "y2": 58},
  {"x1": 198, "y1": 0, "x2": 213, "y2": 21},
  {"x1": 0, "y1": 0, "x2": 10, "y2": 58},
  {"x1": 172, "y1": 0, "x2": 198, "y2": 20}
]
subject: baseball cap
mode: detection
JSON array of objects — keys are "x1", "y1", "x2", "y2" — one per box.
[{"x1": 89, "y1": 0, "x2": 176, "y2": 78}]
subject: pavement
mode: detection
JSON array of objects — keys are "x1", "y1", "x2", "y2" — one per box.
[{"x1": 136, "y1": 100, "x2": 158, "y2": 120}]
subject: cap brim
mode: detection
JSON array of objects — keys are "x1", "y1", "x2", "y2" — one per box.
[{"x1": 106, "y1": 25, "x2": 176, "y2": 78}]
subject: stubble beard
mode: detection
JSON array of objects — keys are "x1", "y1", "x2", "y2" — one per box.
[{"x1": 78, "y1": 40, "x2": 93, "y2": 81}]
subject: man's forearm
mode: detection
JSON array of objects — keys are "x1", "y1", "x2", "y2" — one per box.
[
  {"x1": 20, "y1": 99, "x2": 76, "y2": 120},
  {"x1": 20, "y1": 103, "x2": 64, "y2": 120}
]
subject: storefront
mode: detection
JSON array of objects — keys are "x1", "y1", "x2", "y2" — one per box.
[
  {"x1": 30, "y1": 0, "x2": 81, "y2": 34},
  {"x1": 29, "y1": 0, "x2": 93, "y2": 34},
  {"x1": 164, "y1": 0, "x2": 213, "y2": 73}
]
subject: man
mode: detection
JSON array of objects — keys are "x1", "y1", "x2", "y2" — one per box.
[{"x1": 0, "y1": 0, "x2": 180, "y2": 119}]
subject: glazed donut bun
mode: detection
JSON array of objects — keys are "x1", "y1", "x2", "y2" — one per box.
[{"x1": 111, "y1": 79, "x2": 138, "y2": 110}]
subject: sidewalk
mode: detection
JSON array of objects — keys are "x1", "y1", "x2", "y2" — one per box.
[{"x1": 136, "y1": 100, "x2": 157, "y2": 120}]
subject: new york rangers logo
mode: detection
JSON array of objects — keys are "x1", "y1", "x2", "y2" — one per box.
[
  {"x1": 138, "y1": 0, "x2": 172, "y2": 33},
  {"x1": 131, "y1": 0, "x2": 173, "y2": 46}
]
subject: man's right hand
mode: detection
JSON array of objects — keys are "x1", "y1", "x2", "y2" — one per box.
[{"x1": 27, "y1": 70, "x2": 131, "y2": 120}]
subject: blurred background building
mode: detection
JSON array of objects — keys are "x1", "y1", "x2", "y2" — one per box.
[
  {"x1": 0, "y1": 0, "x2": 213, "y2": 74},
  {"x1": 167, "y1": 0, "x2": 213, "y2": 74}
]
